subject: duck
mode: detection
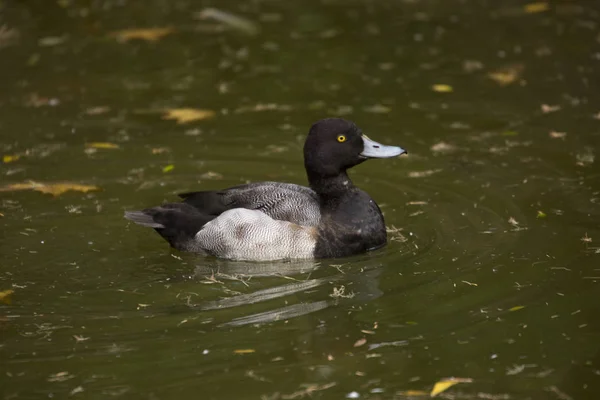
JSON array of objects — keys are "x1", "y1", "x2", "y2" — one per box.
[{"x1": 124, "y1": 118, "x2": 406, "y2": 261}]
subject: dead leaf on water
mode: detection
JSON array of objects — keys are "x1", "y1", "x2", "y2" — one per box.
[
  {"x1": 162, "y1": 108, "x2": 216, "y2": 124},
  {"x1": 549, "y1": 131, "x2": 566, "y2": 139},
  {"x1": 537, "y1": 210, "x2": 547, "y2": 218},
  {"x1": 234, "y1": 349, "x2": 255, "y2": 354},
  {"x1": 363, "y1": 104, "x2": 391, "y2": 113},
  {"x1": 110, "y1": 27, "x2": 174, "y2": 42},
  {"x1": 541, "y1": 104, "x2": 561, "y2": 113},
  {"x1": 430, "y1": 142, "x2": 456, "y2": 154},
  {"x1": 0, "y1": 289, "x2": 14, "y2": 305},
  {"x1": 86, "y1": 142, "x2": 120, "y2": 149},
  {"x1": 524, "y1": 2, "x2": 549, "y2": 14},
  {"x1": 431, "y1": 84, "x2": 453, "y2": 93},
  {"x1": 3, "y1": 154, "x2": 20, "y2": 163},
  {"x1": 85, "y1": 106, "x2": 111, "y2": 115},
  {"x1": 509, "y1": 305, "x2": 525, "y2": 312},
  {"x1": 196, "y1": 8, "x2": 259, "y2": 35},
  {"x1": 408, "y1": 169, "x2": 443, "y2": 178},
  {"x1": 0, "y1": 181, "x2": 99, "y2": 196},
  {"x1": 487, "y1": 64, "x2": 524, "y2": 86},
  {"x1": 430, "y1": 377, "x2": 473, "y2": 397},
  {"x1": 397, "y1": 390, "x2": 428, "y2": 397},
  {"x1": 354, "y1": 338, "x2": 367, "y2": 347}
]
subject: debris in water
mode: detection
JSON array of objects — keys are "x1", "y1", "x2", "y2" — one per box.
[
  {"x1": 0, "y1": 289, "x2": 14, "y2": 304},
  {"x1": 509, "y1": 305, "x2": 525, "y2": 312},
  {"x1": 0, "y1": 181, "x2": 99, "y2": 196},
  {"x1": 431, "y1": 84, "x2": 453, "y2": 93},
  {"x1": 581, "y1": 233, "x2": 592, "y2": 243},
  {"x1": 487, "y1": 64, "x2": 524, "y2": 86},
  {"x1": 234, "y1": 349, "x2": 256, "y2": 354},
  {"x1": 196, "y1": 8, "x2": 259, "y2": 35},
  {"x1": 162, "y1": 165, "x2": 175, "y2": 173},
  {"x1": 541, "y1": 104, "x2": 561, "y2": 113},
  {"x1": 524, "y1": 2, "x2": 549, "y2": 14},
  {"x1": 363, "y1": 104, "x2": 391, "y2": 113},
  {"x1": 2, "y1": 154, "x2": 20, "y2": 163},
  {"x1": 162, "y1": 108, "x2": 216, "y2": 124},
  {"x1": 549, "y1": 131, "x2": 566, "y2": 139},
  {"x1": 354, "y1": 338, "x2": 367, "y2": 347},
  {"x1": 408, "y1": 169, "x2": 443, "y2": 178},
  {"x1": 110, "y1": 27, "x2": 173, "y2": 42},
  {"x1": 536, "y1": 210, "x2": 547, "y2": 218},
  {"x1": 86, "y1": 142, "x2": 120, "y2": 149},
  {"x1": 430, "y1": 142, "x2": 456, "y2": 154},
  {"x1": 430, "y1": 377, "x2": 473, "y2": 397}
]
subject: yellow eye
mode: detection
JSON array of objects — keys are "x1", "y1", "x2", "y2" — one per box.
[{"x1": 337, "y1": 135, "x2": 346, "y2": 143}]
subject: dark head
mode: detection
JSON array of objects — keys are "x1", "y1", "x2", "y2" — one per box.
[{"x1": 303, "y1": 118, "x2": 406, "y2": 185}]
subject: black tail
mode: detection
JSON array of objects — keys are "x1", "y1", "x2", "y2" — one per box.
[{"x1": 124, "y1": 203, "x2": 214, "y2": 250}]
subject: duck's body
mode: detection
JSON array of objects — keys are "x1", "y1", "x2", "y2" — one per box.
[{"x1": 125, "y1": 118, "x2": 406, "y2": 261}]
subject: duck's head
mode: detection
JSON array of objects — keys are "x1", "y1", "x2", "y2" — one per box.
[{"x1": 303, "y1": 118, "x2": 406, "y2": 178}]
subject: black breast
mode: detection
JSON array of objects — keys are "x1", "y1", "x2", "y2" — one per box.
[{"x1": 314, "y1": 189, "x2": 387, "y2": 258}]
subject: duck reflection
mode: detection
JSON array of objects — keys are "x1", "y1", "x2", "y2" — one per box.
[{"x1": 191, "y1": 257, "x2": 385, "y2": 327}]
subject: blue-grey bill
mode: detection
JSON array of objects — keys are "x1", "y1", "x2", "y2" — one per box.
[{"x1": 360, "y1": 135, "x2": 406, "y2": 158}]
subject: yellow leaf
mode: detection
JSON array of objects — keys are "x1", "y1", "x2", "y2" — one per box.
[
  {"x1": 110, "y1": 27, "x2": 174, "y2": 42},
  {"x1": 430, "y1": 378, "x2": 472, "y2": 397},
  {"x1": 431, "y1": 84, "x2": 453, "y2": 93},
  {"x1": 524, "y1": 2, "x2": 549, "y2": 14},
  {"x1": 3, "y1": 154, "x2": 20, "y2": 163},
  {"x1": 536, "y1": 210, "x2": 547, "y2": 218},
  {"x1": 0, "y1": 289, "x2": 14, "y2": 305},
  {"x1": 397, "y1": 390, "x2": 428, "y2": 396},
  {"x1": 509, "y1": 305, "x2": 525, "y2": 312},
  {"x1": 0, "y1": 181, "x2": 100, "y2": 196},
  {"x1": 86, "y1": 142, "x2": 120, "y2": 149},
  {"x1": 233, "y1": 349, "x2": 255, "y2": 354},
  {"x1": 162, "y1": 108, "x2": 216, "y2": 124},
  {"x1": 487, "y1": 64, "x2": 524, "y2": 86},
  {"x1": 162, "y1": 164, "x2": 175, "y2": 173}
]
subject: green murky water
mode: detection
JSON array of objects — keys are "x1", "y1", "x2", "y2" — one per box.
[{"x1": 1, "y1": 0, "x2": 599, "y2": 399}]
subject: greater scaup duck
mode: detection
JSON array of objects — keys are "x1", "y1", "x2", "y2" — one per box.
[{"x1": 125, "y1": 118, "x2": 406, "y2": 261}]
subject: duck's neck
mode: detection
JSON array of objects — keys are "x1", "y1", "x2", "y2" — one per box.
[{"x1": 307, "y1": 170, "x2": 355, "y2": 198}]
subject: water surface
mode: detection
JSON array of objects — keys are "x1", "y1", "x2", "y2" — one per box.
[{"x1": 1, "y1": 0, "x2": 599, "y2": 399}]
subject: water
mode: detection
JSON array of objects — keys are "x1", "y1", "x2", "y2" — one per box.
[{"x1": 1, "y1": 0, "x2": 599, "y2": 398}]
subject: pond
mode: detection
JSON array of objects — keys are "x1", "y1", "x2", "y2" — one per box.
[{"x1": 1, "y1": 0, "x2": 599, "y2": 399}]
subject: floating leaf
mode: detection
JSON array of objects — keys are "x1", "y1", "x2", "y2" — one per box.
[
  {"x1": 397, "y1": 390, "x2": 428, "y2": 396},
  {"x1": 234, "y1": 349, "x2": 255, "y2": 354},
  {"x1": 509, "y1": 305, "x2": 525, "y2": 312},
  {"x1": 430, "y1": 378, "x2": 473, "y2": 397},
  {"x1": 354, "y1": 338, "x2": 367, "y2": 347},
  {"x1": 0, "y1": 289, "x2": 14, "y2": 304},
  {"x1": 549, "y1": 131, "x2": 566, "y2": 139},
  {"x1": 38, "y1": 36, "x2": 67, "y2": 47},
  {"x1": 162, "y1": 108, "x2": 216, "y2": 124},
  {"x1": 0, "y1": 181, "x2": 99, "y2": 196},
  {"x1": 536, "y1": 210, "x2": 547, "y2": 218},
  {"x1": 3, "y1": 154, "x2": 20, "y2": 163},
  {"x1": 541, "y1": 104, "x2": 561, "y2": 113},
  {"x1": 110, "y1": 27, "x2": 173, "y2": 42},
  {"x1": 86, "y1": 142, "x2": 120, "y2": 149},
  {"x1": 487, "y1": 64, "x2": 524, "y2": 86},
  {"x1": 196, "y1": 8, "x2": 259, "y2": 35},
  {"x1": 524, "y1": 2, "x2": 549, "y2": 14},
  {"x1": 162, "y1": 164, "x2": 175, "y2": 173},
  {"x1": 431, "y1": 84, "x2": 453, "y2": 93}
]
